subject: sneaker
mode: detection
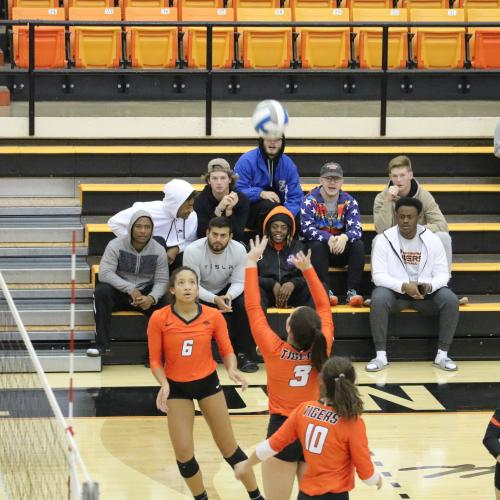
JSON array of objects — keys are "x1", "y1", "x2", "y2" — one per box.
[
  {"x1": 346, "y1": 289, "x2": 364, "y2": 307},
  {"x1": 86, "y1": 348, "x2": 102, "y2": 357},
  {"x1": 328, "y1": 290, "x2": 339, "y2": 307},
  {"x1": 237, "y1": 353, "x2": 259, "y2": 373},
  {"x1": 459, "y1": 296, "x2": 469, "y2": 306},
  {"x1": 363, "y1": 298, "x2": 372, "y2": 307}
]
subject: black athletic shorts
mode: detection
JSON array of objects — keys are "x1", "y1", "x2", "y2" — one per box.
[
  {"x1": 297, "y1": 491, "x2": 349, "y2": 500},
  {"x1": 167, "y1": 370, "x2": 222, "y2": 401},
  {"x1": 495, "y1": 461, "x2": 500, "y2": 490},
  {"x1": 266, "y1": 413, "x2": 304, "y2": 463}
]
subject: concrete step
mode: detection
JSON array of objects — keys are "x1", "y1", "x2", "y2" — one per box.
[
  {"x1": 0, "y1": 329, "x2": 95, "y2": 341},
  {"x1": 0, "y1": 302, "x2": 93, "y2": 326},
  {"x1": 0, "y1": 206, "x2": 81, "y2": 216},
  {"x1": 0, "y1": 217, "x2": 84, "y2": 243},
  {"x1": 0, "y1": 245, "x2": 88, "y2": 257},
  {"x1": 0, "y1": 257, "x2": 89, "y2": 284},
  {"x1": 2, "y1": 350, "x2": 101, "y2": 372},
  {"x1": 5, "y1": 287, "x2": 93, "y2": 300},
  {"x1": 0, "y1": 178, "x2": 77, "y2": 198}
]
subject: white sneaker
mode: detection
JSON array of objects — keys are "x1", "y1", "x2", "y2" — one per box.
[{"x1": 86, "y1": 348, "x2": 101, "y2": 357}]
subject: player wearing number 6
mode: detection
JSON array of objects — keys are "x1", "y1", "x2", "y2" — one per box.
[
  {"x1": 235, "y1": 357, "x2": 382, "y2": 499},
  {"x1": 147, "y1": 266, "x2": 264, "y2": 500},
  {"x1": 245, "y1": 236, "x2": 333, "y2": 500}
]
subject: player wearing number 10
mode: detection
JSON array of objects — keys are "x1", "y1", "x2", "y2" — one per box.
[
  {"x1": 235, "y1": 357, "x2": 383, "y2": 499},
  {"x1": 147, "y1": 266, "x2": 264, "y2": 500},
  {"x1": 245, "y1": 237, "x2": 333, "y2": 500}
]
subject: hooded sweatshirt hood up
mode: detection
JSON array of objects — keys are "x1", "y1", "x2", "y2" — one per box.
[{"x1": 107, "y1": 179, "x2": 198, "y2": 252}]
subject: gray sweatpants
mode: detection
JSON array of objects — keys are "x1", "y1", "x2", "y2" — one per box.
[{"x1": 369, "y1": 286, "x2": 459, "y2": 352}]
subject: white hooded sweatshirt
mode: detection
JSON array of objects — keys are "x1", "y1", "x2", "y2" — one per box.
[{"x1": 108, "y1": 179, "x2": 198, "y2": 252}]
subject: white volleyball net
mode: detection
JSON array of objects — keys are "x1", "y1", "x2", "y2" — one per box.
[{"x1": 0, "y1": 272, "x2": 99, "y2": 500}]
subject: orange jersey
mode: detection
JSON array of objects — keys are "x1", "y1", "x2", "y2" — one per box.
[
  {"x1": 244, "y1": 267, "x2": 334, "y2": 416},
  {"x1": 147, "y1": 304, "x2": 234, "y2": 382},
  {"x1": 266, "y1": 401, "x2": 375, "y2": 495}
]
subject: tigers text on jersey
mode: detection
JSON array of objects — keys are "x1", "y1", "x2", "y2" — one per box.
[
  {"x1": 147, "y1": 304, "x2": 233, "y2": 382},
  {"x1": 264, "y1": 400, "x2": 376, "y2": 495},
  {"x1": 244, "y1": 266, "x2": 334, "y2": 416}
]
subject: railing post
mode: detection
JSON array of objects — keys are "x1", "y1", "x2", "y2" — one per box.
[
  {"x1": 379, "y1": 24, "x2": 388, "y2": 137},
  {"x1": 28, "y1": 22, "x2": 35, "y2": 137},
  {"x1": 205, "y1": 24, "x2": 213, "y2": 136}
]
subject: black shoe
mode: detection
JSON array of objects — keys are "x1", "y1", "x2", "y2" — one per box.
[{"x1": 237, "y1": 353, "x2": 259, "y2": 373}]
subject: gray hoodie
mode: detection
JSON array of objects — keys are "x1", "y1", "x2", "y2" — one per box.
[{"x1": 99, "y1": 210, "x2": 169, "y2": 303}]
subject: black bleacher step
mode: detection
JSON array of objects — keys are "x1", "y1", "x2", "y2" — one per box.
[
  {"x1": 80, "y1": 181, "x2": 500, "y2": 216},
  {"x1": 106, "y1": 298, "x2": 500, "y2": 341},
  {"x1": 101, "y1": 337, "x2": 500, "y2": 365},
  {"x1": 87, "y1": 223, "x2": 500, "y2": 256},
  {"x1": 3, "y1": 144, "x2": 498, "y2": 178}
]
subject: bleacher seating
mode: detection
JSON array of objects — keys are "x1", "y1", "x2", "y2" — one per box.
[
  {"x1": 410, "y1": 8, "x2": 465, "y2": 68},
  {"x1": 12, "y1": 7, "x2": 66, "y2": 68},
  {"x1": 125, "y1": 7, "x2": 178, "y2": 68},
  {"x1": 181, "y1": 7, "x2": 235, "y2": 68},
  {"x1": 236, "y1": 7, "x2": 293, "y2": 68},
  {"x1": 69, "y1": 7, "x2": 122, "y2": 68},
  {"x1": 467, "y1": 8, "x2": 500, "y2": 69},
  {"x1": 352, "y1": 8, "x2": 408, "y2": 68},
  {"x1": 294, "y1": 8, "x2": 350, "y2": 69}
]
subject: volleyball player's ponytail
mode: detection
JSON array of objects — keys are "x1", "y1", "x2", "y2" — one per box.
[
  {"x1": 289, "y1": 307, "x2": 328, "y2": 372},
  {"x1": 321, "y1": 356, "x2": 364, "y2": 420},
  {"x1": 310, "y1": 328, "x2": 328, "y2": 373}
]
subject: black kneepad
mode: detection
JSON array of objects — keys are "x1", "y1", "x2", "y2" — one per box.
[
  {"x1": 177, "y1": 456, "x2": 200, "y2": 478},
  {"x1": 224, "y1": 446, "x2": 248, "y2": 469}
]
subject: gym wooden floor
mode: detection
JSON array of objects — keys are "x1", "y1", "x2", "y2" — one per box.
[{"x1": 44, "y1": 361, "x2": 500, "y2": 500}]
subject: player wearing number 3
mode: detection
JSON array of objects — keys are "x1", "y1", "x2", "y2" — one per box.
[
  {"x1": 147, "y1": 266, "x2": 264, "y2": 500},
  {"x1": 235, "y1": 357, "x2": 382, "y2": 500},
  {"x1": 245, "y1": 236, "x2": 333, "y2": 500}
]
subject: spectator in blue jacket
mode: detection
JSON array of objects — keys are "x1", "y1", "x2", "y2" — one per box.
[
  {"x1": 234, "y1": 135, "x2": 303, "y2": 234},
  {"x1": 301, "y1": 162, "x2": 365, "y2": 307}
]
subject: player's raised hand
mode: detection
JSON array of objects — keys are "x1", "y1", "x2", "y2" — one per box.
[
  {"x1": 247, "y1": 235, "x2": 268, "y2": 265},
  {"x1": 290, "y1": 249, "x2": 312, "y2": 272}
]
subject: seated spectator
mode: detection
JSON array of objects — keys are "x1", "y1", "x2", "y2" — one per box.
[
  {"x1": 194, "y1": 158, "x2": 250, "y2": 243},
  {"x1": 234, "y1": 135, "x2": 302, "y2": 234},
  {"x1": 301, "y1": 162, "x2": 365, "y2": 307},
  {"x1": 366, "y1": 197, "x2": 459, "y2": 372},
  {"x1": 258, "y1": 206, "x2": 313, "y2": 311},
  {"x1": 183, "y1": 216, "x2": 258, "y2": 373},
  {"x1": 108, "y1": 179, "x2": 197, "y2": 271},
  {"x1": 87, "y1": 210, "x2": 169, "y2": 357}
]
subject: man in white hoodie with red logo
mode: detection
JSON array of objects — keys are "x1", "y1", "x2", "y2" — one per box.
[
  {"x1": 366, "y1": 196, "x2": 459, "y2": 373},
  {"x1": 108, "y1": 179, "x2": 197, "y2": 271}
]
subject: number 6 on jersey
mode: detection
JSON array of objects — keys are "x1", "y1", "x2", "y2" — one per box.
[{"x1": 181, "y1": 339, "x2": 194, "y2": 356}]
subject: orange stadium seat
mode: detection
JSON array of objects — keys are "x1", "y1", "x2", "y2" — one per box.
[
  {"x1": 181, "y1": 0, "x2": 223, "y2": 9},
  {"x1": 235, "y1": 0, "x2": 281, "y2": 9},
  {"x1": 125, "y1": 7, "x2": 179, "y2": 68},
  {"x1": 349, "y1": 0, "x2": 393, "y2": 10},
  {"x1": 121, "y1": 0, "x2": 168, "y2": 20},
  {"x1": 12, "y1": 7, "x2": 66, "y2": 68},
  {"x1": 353, "y1": 8, "x2": 408, "y2": 68},
  {"x1": 181, "y1": 7, "x2": 235, "y2": 68},
  {"x1": 64, "y1": 0, "x2": 114, "y2": 18},
  {"x1": 410, "y1": 8, "x2": 465, "y2": 68},
  {"x1": 7, "y1": 0, "x2": 57, "y2": 20},
  {"x1": 405, "y1": 0, "x2": 448, "y2": 9},
  {"x1": 69, "y1": 7, "x2": 123, "y2": 68},
  {"x1": 237, "y1": 8, "x2": 292, "y2": 68},
  {"x1": 292, "y1": 0, "x2": 338, "y2": 8},
  {"x1": 462, "y1": 0, "x2": 500, "y2": 7},
  {"x1": 294, "y1": 8, "x2": 349, "y2": 68},
  {"x1": 467, "y1": 8, "x2": 500, "y2": 68}
]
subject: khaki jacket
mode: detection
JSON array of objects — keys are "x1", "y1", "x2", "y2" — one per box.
[{"x1": 373, "y1": 179, "x2": 449, "y2": 234}]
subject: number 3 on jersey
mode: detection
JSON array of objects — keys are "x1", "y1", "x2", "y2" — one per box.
[
  {"x1": 305, "y1": 423, "x2": 328, "y2": 454},
  {"x1": 289, "y1": 364, "x2": 312, "y2": 387},
  {"x1": 181, "y1": 339, "x2": 194, "y2": 356}
]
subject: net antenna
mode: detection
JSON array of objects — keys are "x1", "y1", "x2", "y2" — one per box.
[{"x1": 0, "y1": 270, "x2": 99, "y2": 500}]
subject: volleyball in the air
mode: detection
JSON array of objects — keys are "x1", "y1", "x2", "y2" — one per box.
[{"x1": 252, "y1": 100, "x2": 289, "y2": 138}]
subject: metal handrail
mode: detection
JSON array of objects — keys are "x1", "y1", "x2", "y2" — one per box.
[{"x1": 1, "y1": 18, "x2": 500, "y2": 136}]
